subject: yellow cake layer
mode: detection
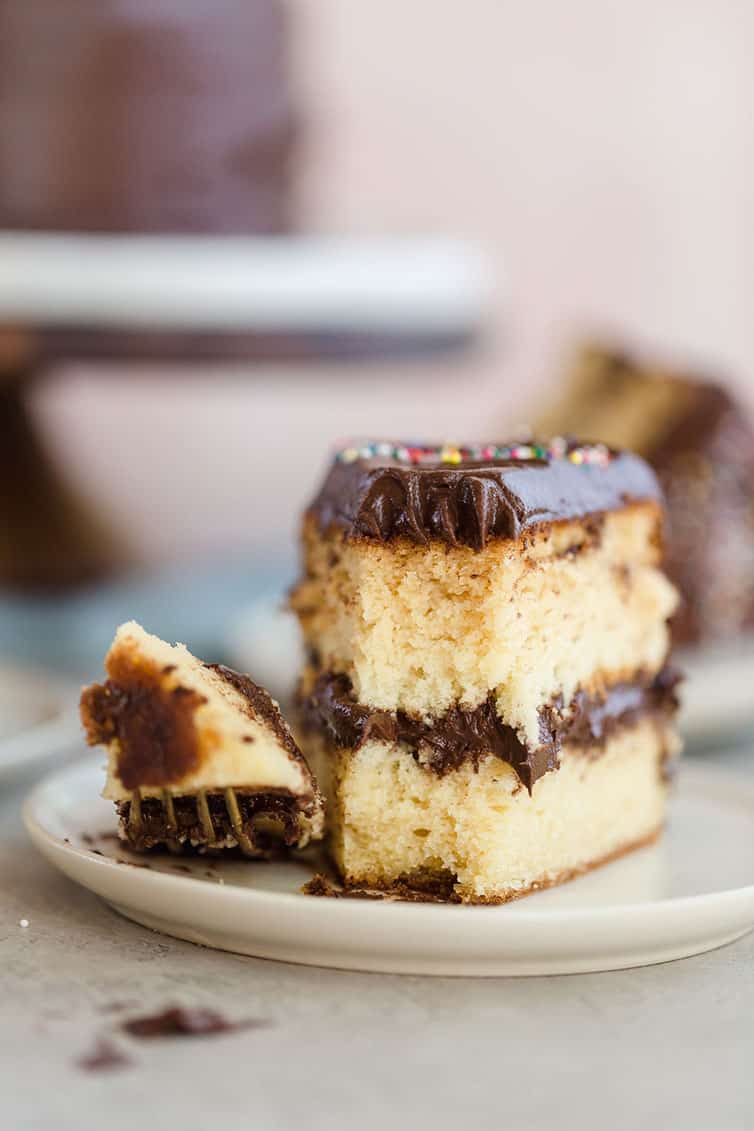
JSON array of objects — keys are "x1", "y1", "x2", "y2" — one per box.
[
  {"x1": 293, "y1": 503, "x2": 677, "y2": 749},
  {"x1": 305, "y1": 717, "x2": 676, "y2": 903}
]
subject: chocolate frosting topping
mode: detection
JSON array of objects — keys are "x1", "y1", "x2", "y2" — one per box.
[
  {"x1": 305, "y1": 668, "x2": 680, "y2": 792},
  {"x1": 308, "y1": 445, "x2": 662, "y2": 550}
]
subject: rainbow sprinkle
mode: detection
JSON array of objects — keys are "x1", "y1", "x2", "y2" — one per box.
[{"x1": 335, "y1": 439, "x2": 612, "y2": 468}]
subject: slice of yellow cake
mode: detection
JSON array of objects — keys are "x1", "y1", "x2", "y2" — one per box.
[
  {"x1": 292, "y1": 440, "x2": 681, "y2": 903},
  {"x1": 81, "y1": 621, "x2": 324, "y2": 856}
]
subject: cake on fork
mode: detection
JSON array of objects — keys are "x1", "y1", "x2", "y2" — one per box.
[
  {"x1": 81, "y1": 622, "x2": 324, "y2": 856},
  {"x1": 292, "y1": 440, "x2": 681, "y2": 903}
]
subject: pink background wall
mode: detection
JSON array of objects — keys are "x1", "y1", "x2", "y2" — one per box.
[{"x1": 30, "y1": 0, "x2": 754, "y2": 564}]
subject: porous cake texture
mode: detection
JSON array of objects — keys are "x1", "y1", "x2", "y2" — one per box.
[
  {"x1": 81, "y1": 622, "x2": 324, "y2": 856},
  {"x1": 292, "y1": 440, "x2": 681, "y2": 903}
]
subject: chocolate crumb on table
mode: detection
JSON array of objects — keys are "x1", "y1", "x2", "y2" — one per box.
[
  {"x1": 122, "y1": 1006, "x2": 264, "y2": 1039},
  {"x1": 78, "y1": 1038, "x2": 133, "y2": 1073}
]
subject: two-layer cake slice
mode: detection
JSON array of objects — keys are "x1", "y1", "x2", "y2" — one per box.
[
  {"x1": 292, "y1": 440, "x2": 681, "y2": 903},
  {"x1": 81, "y1": 622, "x2": 324, "y2": 855}
]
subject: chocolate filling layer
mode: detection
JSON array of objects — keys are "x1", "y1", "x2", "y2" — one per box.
[
  {"x1": 304, "y1": 668, "x2": 680, "y2": 793},
  {"x1": 308, "y1": 447, "x2": 661, "y2": 550},
  {"x1": 116, "y1": 791, "x2": 306, "y2": 855}
]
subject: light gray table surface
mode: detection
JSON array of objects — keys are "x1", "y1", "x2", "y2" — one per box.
[{"x1": 3, "y1": 743, "x2": 753, "y2": 1131}]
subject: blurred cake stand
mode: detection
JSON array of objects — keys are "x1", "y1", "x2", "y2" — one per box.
[{"x1": 0, "y1": 232, "x2": 489, "y2": 590}]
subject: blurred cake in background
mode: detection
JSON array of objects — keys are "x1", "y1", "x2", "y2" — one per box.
[
  {"x1": 538, "y1": 345, "x2": 754, "y2": 646},
  {"x1": 0, "y1": 0, "x2": 296, "y2": 590},
  {"x1": 0, "y1": 0, "x2": 295, "y2": 235}
]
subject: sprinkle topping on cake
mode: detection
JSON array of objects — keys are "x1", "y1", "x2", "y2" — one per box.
[
  {"x1": 311, "y1": 438, "x2": 660, "y2": 550},
  {"x1": 335, "y1": 438, "x2": 613, "y2": 467}
]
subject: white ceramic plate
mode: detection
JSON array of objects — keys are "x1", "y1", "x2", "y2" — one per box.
[
  {"x1": 225, "y1": 596, "x2": 303, "y2": 706},
  {"x1": 226, "y1": 596, "x2": 754, "y2": 747},
  {"x1": 0, "y1": 665, "x2": 81, "y2": 783},
  {"x1": 24, "y1": 757, "x2": 754, "y2": 976},
  {"x1": 679, "y1": 636, "x2": 754, "y2": 748}
]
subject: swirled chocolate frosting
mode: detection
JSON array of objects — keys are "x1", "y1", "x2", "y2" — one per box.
[{"x1": 307, "y1": 441, "x2": 662, "y2": 550}]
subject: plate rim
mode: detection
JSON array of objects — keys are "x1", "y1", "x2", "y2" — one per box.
[
  {"x1": 0, "y1": 667, "x2": 81, "y2": 775},
  {"x1": 22, "y1": 755, "x2": 754, "y2": 926}
]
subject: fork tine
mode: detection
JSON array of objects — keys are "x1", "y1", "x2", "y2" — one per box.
[
  {"x1": 161, "y1": 790, "x2": 182, "y2": 854},
  {"x1": 196, "y1": 789, "x2": 218, "y2": 850},
  {"x1": 127, "y1": 789, "x2": 142, "y2": 834},
  {"x1": 224, "y1": 788, "x2": 256, "y2": 856}
]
